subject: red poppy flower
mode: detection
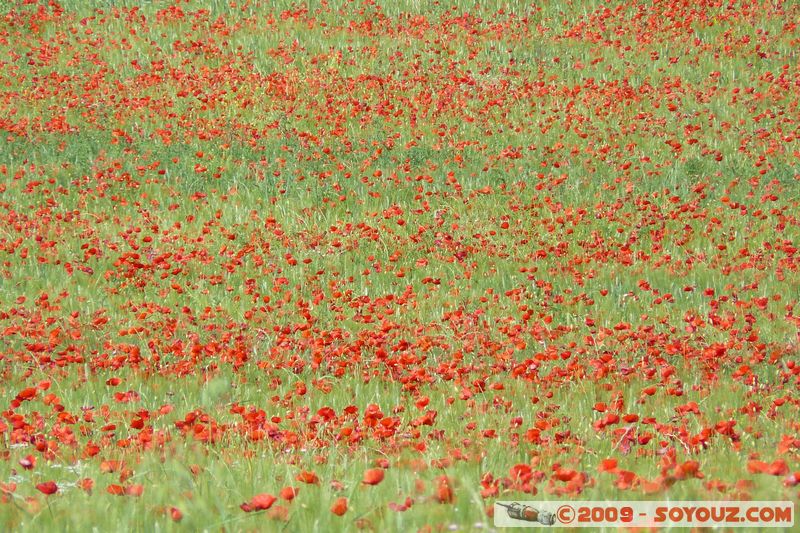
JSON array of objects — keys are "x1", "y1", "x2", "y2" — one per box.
[
  {"x1": 330, "y1": 497, "x2": 348, "y2": 516},
  {"x1": 36, "y1": 481, "x2": 58, "y2": 495},
  {"x1": 241, "y1": 493, "x2": 276, "y2": 512},
  {"x1": 279, "y1": 486, "x2": 298, "y2": 501},
  {"x1": 169, "y1": 507, "x2": 183, "y2": 522},
  {"x1": 296, "y1": 470, "x2": 319, "y2": 484},
  {"x1": 362, "y1": 468, "x2": 385, "y2": 485}
]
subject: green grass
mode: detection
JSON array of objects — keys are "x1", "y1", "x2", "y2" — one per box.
[{"x1": 1, "y1": 0, "x2": 799, "y2": 531}]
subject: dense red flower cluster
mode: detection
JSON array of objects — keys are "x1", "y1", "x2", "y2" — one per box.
[{"x1": 0, "y1": 0, "x2": 798, "y2": 528}]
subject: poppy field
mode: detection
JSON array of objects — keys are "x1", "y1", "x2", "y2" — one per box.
[{"x1": 1, "y1": 0, "x2": 799, "y2": 530}]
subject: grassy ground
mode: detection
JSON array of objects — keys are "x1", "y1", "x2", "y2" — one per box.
[{"x1": 0, "y1": 1, "x2": 799, "y2": 531}]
